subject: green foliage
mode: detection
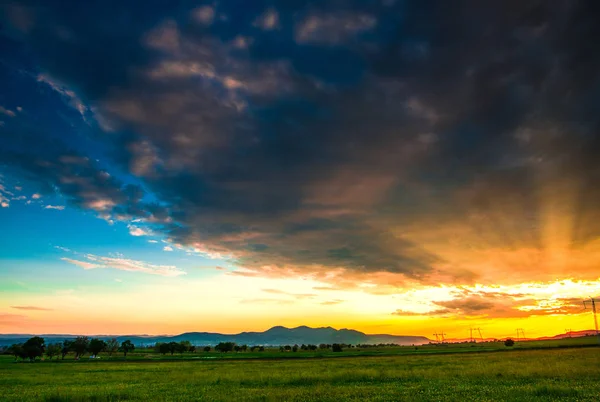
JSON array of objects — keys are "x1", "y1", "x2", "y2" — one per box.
[
  {"x1": 23, "y1": 337, "x2": 45, "y2": 361},
  {"x1": 45, "y1": 344, "x2": 61, "y2": 360},
  {"x1": 119, "y1": 340, "x2": 135, "y2": 357},
  {"x1": 179, "y1": 341, "x2": 192, "y2": 353},
  {"x1": 215, "y1": 342, "x2": 235, "y2": 353},
  {"x1": 203, "y1": 346, "x2": 211, "y2": 352},
  {"x1": 61, "y1": 341, "x2": 73, "y2": 360},
  {"x1": 88, "y1": 339, "x2": 107, "y2": 357},
  {"x1": 7, "y1": 344, "x2": 25, "y2": 361},
  {"x1": 1, "y1": 348, "x2": 599, "y2": 401},
  {"x1": 71, "y1": 337, "x2": 89, "y2": 359},
  {"x1": 105, "y1": 338, "x2": 119, "y2": 356},
  {"x1": 504, "y1": 338, "x2": 515, "y2": 347},
  {"x1": 332, "y1": 343, "x2": 343, "y2": 352}
]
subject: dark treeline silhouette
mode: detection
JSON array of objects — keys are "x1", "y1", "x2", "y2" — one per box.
[
  {"x1": 4, "y1": 336, "x2": 135, "y2": 361},
  {"x1": 1, "y1": 336, "x2": 421, "y2": 361}
]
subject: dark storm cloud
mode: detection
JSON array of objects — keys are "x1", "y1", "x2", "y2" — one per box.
[{"x1": 2, "y1": 1, "x2": 600, "y2": 285}]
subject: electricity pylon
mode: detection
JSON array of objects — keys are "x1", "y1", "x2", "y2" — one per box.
[
  {"x1": 516, "y1": 328, "x2": 525, "y2": 341},
  {"x1": 433, "y1": 332, "x2": 446, "y2": 343},
  {"x1": 583, "y1": 297, "x2": 599, "y2": 343},
  {"x1": 470, "y1": 327, "x2": 483, "y2": 342},
  {"x1": 565, "y1": 328, "x2": 572, "y2": 338}
]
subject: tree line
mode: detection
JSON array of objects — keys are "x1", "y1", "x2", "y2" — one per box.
[
  {"x1": 4, "y1": 337, "x2": 354, "y2": 361},
  {"x1": 5, "y1": 336, "x2": 135, "y2": 361}
]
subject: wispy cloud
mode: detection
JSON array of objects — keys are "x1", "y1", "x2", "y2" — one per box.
[
  {"x1": 37, "y1": 74, "x2": 87, "y2": 117},
  {"x1": 163, "y1": 246, "x2": 173, "y2": 251},
  {"x1": 128, "y1": 225, "x2": 152, "y2": 236},
  {"x1": 61, "y1": 254, "x2": 185, "y2": 277},
  {"x1": 11, "y1": 305, "x2": 53, "y2": 311},
  {"x1": 253, "y1": 8, "x2": 279, "y2": 30},
  {"x1": 262, "y1": 288, "x2": 317, "y2": 299},
  {"x1": 44, "y1": 205, "x2": 65, "y2": 210},
  {"x1": 321, "y1": 299, "x2": 344, "y2": 305},
  {"x1": 0, "y1": 106, "x2": 16, "y2": 117}
]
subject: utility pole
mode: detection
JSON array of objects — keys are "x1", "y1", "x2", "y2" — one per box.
[
  {"x1": 470, "y1": 327, "x2": 483, "y2": 342},
  {"x1": 583, "y1": 297, "x2": 599, "y2": 343},
  {"x1": 516, "y1": 328, "x2": 525, "y2": 341},
  {"x1": 470, "y1": 328, "x2": 473, "y2": 343},
  {"x1": 433, "y1": 332, "x2": 446, "y2": 343}
]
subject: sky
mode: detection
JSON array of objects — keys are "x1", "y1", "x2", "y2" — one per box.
[{"x1": 0, "y1": 1, "x2": 599, "y2": 339}]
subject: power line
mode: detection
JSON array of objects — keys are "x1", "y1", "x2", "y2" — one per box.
[
  {"x1": 516, "y1": 328, "x2": 525, "y2": 341},
  {"x1": 565, "y1": 328, "x2": 572, "y2": 338},
  {"x1": 583, "y1": 297, "x2": 599, "y2": 344},
  {"x1": 433, "y1": 332, "x2": 446, "y2": 343},
  {"x1": 470, "y1": 327, "x2": 483, "y2": 342}
]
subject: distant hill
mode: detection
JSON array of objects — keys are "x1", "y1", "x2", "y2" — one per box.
[{"x1": 0, "y1": 326, "x2": 430, "y2": 347}]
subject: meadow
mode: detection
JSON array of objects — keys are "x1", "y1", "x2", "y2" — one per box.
[{"x1": 1, "y1": 338, "x2": 599, "y2": 401}]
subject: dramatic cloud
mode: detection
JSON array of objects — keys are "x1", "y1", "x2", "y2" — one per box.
[
  {"x1": 2, "y1": 1, "x2": 600, "y2": 294},
  {"x1": 392, "y1": 286, "x2": 589, "y2": 319}
]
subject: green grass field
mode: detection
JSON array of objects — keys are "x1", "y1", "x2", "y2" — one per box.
[{"x1": 1, "y1": 339, "x2": 599, "y2": 401}]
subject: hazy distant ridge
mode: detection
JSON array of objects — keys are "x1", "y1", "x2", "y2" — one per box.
[{"x1": 0, "y1": 326, "x2": 430, "y2": 346}]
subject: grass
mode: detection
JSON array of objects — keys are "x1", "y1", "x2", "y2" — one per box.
[{"x1": 1, "y1": 342, "x2": 599, "y2": 401}]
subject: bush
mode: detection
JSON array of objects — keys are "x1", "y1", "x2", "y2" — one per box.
[
  {"x1": 504, "y1": 338, "x2": 515, "y2": 347},
  {"x1": 332, "y1": 344, "x2": 343, "y2": 352}
]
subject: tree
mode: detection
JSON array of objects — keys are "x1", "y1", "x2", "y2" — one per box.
[
  {"x1": 258, "y1": 346, "x2": 265, "y2": 352},
  {"x1": 504, "y1": 338, "x2": 515, "y2": 347},
  {"x1": 168, "y1": 341, "x2": 179, "y2": 355},
  {"x1": 189, "y1": 345, "x2": 196, "y2": 353},
  {"x1": 215, "y1": 342, "x2": 235, "y2": 353},
  {"x1": 46, "y1": 343, "x2": 61, "y2": 360},
  {"x1": 8, "y1": 344, "x2": 25, "y2": 361},
  {"x1": 89, "y1": 338, "x2": 107, "y2": 357},
  {"x1": 23, "y1": 336, "x2": 45, "y2": 361},
  {"x1": 203, "y1": 346, "x2": 211, "y2": 352},
  {"x1": 159, "y1": 343, "x2": 170, "y2": 355},
  {"x1": 241, "y1": 344, "x2": 248, "y2": 352},
  {"x1": 106, "y1": 338, "x2": 119, "y2": 356},
  {"x1": 179, "y1": 341, "x2": 192, "y2": 353},
  {"x1": 332, "y1": 343, "x2": 343, "y2": 352},
  {"x1": 119, "y1": 340, "x2": 135, "y2": 357},
  {"x1": 71, "y1": 336, "x2": 89, "y2": 359},
  {"x1": 61, "y1": 340, "x2": 73, "y2": 360},
  {"x1": 292, "y1": 345, "x2": 298, "y2": 352},
  {"x1": 233, "y1": 345, "x2": 241, "y2": 352}
]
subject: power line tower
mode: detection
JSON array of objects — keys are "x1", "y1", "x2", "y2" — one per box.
[
  {"x1": 565, "y1": 328, "x2": 572, "y2": 338},
  {"x1": 470, "y1": 327, "x2": 483, "y2": 342},
  {"x1": 583, "y1": 297, "x2": 599, "y2": 343},
  {"x1": 433, "y1": 332, "x2": 446, "y2": 343},
  {"x1": 516, "y1": 328, "x2": 525, "y2": 341}
]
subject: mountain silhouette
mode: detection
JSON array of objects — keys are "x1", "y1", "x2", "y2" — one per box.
[{"x1": 0, "y1": 326, "x2": 430, "y2": 346}]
